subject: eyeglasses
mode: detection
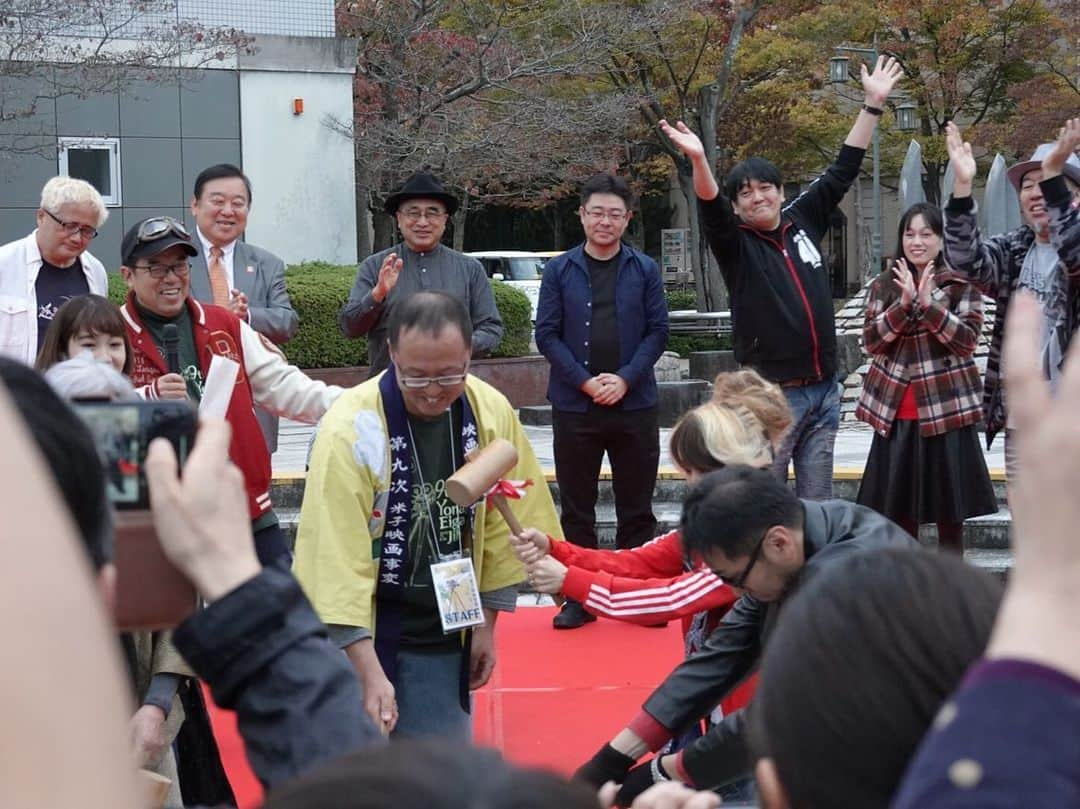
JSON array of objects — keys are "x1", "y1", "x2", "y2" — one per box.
[
  {"x1": 582, "y1": 208, "x2": 628, "y2": 222},
  {"x1": 729, "y1": 530, "x2": 768, "y2": 590},
  {"x1": 399, "y1": 207, "x2": 448, "y2": 223},
  {"x1": 134, "y1": 261, "x2": 191, "y2": 280},
  {"x1": 44, "y1": 209, "x2": 98, "y2": 240},
  {"x1": 136, "y1": 216, "x2": 191, "y2": 243},
  {"x1": 394, "y1": 363, "x2": 468, "y2": 389}
]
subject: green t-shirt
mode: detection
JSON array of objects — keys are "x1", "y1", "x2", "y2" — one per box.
[
  {"x1": 134, "y1": 301, "x2": 277, "y2": 532},
  {"x1": 397, "y1": 400, "x2": 470, "y2": 650},
  {"x1": 134, "y1": 302, "x2": 204, "y2": 402}
]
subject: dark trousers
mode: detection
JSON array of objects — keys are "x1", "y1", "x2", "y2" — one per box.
[
  {"x1": 552, "y1": 405, "x2": 659, "y2": 551},
  {"x1": 254, "y1": 522, "x2": 290, "y2": 567}
]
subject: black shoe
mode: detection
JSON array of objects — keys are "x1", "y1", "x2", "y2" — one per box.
[{"x1": 553, "y1": 600, "x2": 597, "y2": 630}]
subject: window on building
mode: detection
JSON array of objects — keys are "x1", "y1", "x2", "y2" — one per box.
[{"x1": 58, "y1": 138, "x2": 122, "y2": 206}]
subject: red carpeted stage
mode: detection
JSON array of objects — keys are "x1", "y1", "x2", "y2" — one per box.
[{"x1": 206, "y1": 605, "x2": 687, "y2": 808}]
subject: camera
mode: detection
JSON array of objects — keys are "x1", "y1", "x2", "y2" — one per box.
[
  {"x1": 73, "y1": 399, "x2": 199, "y2": 629},
  {"x1": 73, "y1": 399, "x2": 197, "y2": 510}
]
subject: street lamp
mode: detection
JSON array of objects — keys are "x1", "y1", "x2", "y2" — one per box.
[
  {"x1": 896, "y1": 99, "x2": 917, "y2": 132},
  {"x1": 829, "y1": 56, "x2": 850, "y2": 84},
  {"x1": 829, "y1": 35, "x2": 884, "y2": 274}
]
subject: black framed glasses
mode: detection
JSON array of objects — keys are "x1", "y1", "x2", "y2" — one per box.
[
  {"x1": 394, "y1": 362, "x2": 468, "y2": 389},
  {"x1": 134, "y1": 261, "x2": 191, "y2": 280},
  {"x1": 729, "y1": 530, "x2": 768, "y2": 590},
  {"x1": 44, "y1": 209, "x2": 98, "y2": 240},
  {"x1": 136, "y1": 216, "x2": 191, "y2": 243}
]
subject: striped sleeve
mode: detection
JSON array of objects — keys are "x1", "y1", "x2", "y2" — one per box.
[{"x1": 561, "y1": 566, "x2": 737, "y2": 626}]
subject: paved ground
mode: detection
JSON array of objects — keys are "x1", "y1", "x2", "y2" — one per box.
[{"x1": 271, "y1": 419, "x2": 1008, "y2": 479}]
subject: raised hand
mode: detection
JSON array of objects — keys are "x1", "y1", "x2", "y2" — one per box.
[
  {"x1": 860, "y1": 55, "x2": 903, "y2": 107},
  {"x1": 659, "y1": 120, "x2": 705, "y2": 161},
  {"x1": 945, "y1": 121, "x2": 977, "y2": 191},
  {"x1": 917, "y1": 262, "x2": 937, "y2": 309},
  {"x1": 373, "y1": 252, "x2": 403, "y2": 302},
  {"x1": 992, "y1": 292, "x2": 1080, "y2": 681},
  {"x1": 1042, "y1": 118, "x2": 1080, "y2": 180},
  {"x1": 892, "y1": 258, "x2": 916, "y2": 308}
]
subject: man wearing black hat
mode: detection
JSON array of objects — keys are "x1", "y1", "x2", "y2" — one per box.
[
  {"x1": 118, "y1": 216, "x2": 343, "y2": 565},
  {"x1": 944, "y1": 118, "x2": 1080, "y2": 478},
  {"x1": 339, "y1": 173, "x2": 503, "y2": 376}
]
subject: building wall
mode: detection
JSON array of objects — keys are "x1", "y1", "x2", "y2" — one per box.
[
  {"x1": 0, "y1": 68, "x2": 241, "y2": 270},
  {"x1": 0, "y1": 32, "x2": 357, "y2": 269},
  {"x1": 237, "y1": 36, "x2": 358, "y2": 265}
]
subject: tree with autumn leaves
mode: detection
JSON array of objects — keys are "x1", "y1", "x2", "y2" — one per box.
[{"x1": 333, "y1": 0, "x2": 1075, "y2": 308}]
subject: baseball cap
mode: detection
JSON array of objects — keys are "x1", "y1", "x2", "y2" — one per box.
[{"x1": 121, "y1": 217, "x2": 198, "y2": 266}]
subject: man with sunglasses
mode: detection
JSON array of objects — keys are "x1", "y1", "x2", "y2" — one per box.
[
  {"x1": 119, "y1": 216, "x2": 343, "y2": 565},
  {"x1": 535, "y1": 173, "x2": 669, "y2": 630},
  {"x1": 577, "y1": 464, "x2": 916, "y2": 804},
  {"x1": 339, "y1": 172, "x2": 503, "y2": 377},
  {"x1": 0, "y1": 176, "x2": 109, "y2": 365},
  {"x1": 294, "y1": 290, "x2": 561, "y2": 740}
]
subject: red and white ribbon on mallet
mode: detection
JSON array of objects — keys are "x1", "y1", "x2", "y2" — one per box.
[{"x1": 445, "y1": 438, "x2": 529, "y2": 535}]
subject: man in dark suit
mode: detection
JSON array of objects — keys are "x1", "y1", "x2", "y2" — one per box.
[{"x1": 189, "y1": 163, "x2": 300, "y2": 451}]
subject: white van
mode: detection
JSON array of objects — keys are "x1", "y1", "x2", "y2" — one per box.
[{"x1": 467, "y1": 251, "x2": 548, "y2": 321}]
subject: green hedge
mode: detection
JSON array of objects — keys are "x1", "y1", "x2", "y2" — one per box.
[
  {"x1": 661, "y1": 286, "x2": 732, "y2": 357},
  {"x1": 107, "y1": 262, "x2": 534, "y2": 368},
  {"x1": 488, "y1": 280, "x2": 532, "y2": 358}
]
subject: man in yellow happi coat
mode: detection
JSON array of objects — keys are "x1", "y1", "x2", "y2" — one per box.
[{"x1": 294, "y1": 290, "x2": 559, "y2": 740}]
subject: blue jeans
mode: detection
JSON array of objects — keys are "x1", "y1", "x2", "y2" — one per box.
[
  {"x1": 769, "y1": 378, "x2": 840, "y2": 500},
  {"x1": 391, "y1": 649, "x2": 472, "y2": 741}
]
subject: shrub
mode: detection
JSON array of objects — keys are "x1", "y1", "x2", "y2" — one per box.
[
  {"x1": 106, "y1": 262, "x2": 535, "y2": 368},
  {"x1": 107, "y1": 272, "x2": 127, "y2": 305},
  {"x1": 666, "y1": 334, "x2": 732, "y2": 357},
  {"x1": 664, "y1": 286, "x2": 698, "y2": 311},
  {"x1": 283, "y1": 262, "x2": 366, "y2": 368},
  {"x1": 489, "y1": 280, "x2": 532, "y2": 358}
]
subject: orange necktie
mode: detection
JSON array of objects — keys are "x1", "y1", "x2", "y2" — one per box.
[{"x1": 208, "y1": 246, "x2": 230, "y2": 307}]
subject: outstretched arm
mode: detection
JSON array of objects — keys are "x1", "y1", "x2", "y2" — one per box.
[
  {"x1": 844, "y1": 56, "x2": 903, "y2": 150},
  {"x1": 659, "y1": 120, "x2": 720, "y2": 201}
]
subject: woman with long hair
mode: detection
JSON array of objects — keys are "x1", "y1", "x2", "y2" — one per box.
[{"x1": 855, "y1": 202, "x2": 997, "y2": 551}]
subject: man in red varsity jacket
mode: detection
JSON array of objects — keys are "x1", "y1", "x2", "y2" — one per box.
[{"x1": 119, "y1": 216, "x2": 342, "y2": 565}]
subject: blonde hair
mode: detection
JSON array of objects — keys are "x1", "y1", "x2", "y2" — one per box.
[
  {"x1": 711, "y1": 369, "x2": 792, "y2": 444},
  {"x1": 40, "y1": 176, "x2": 108, "y2": 227},
  {"x1": 669, "y1": 370, "x2": 793, "y2": 475}
]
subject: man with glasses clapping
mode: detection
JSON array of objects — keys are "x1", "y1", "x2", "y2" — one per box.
[
  {"x1": 118, "y1": 216, "x2": 344, "y2": 566},
  {"x1": 339, "y1": 172, "x2": 503, "y2": 377}
]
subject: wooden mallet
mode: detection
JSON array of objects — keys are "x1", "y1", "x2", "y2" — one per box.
[{"x1": 445, "y1": 437, "x2": 525, "y2": 535}]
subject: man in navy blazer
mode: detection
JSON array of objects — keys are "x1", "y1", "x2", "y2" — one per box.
[
  {"x1": 189, "y1": 163, "x2": 300, "y2": 451},
  {"x1": 535, "y1": 173, "x2": 669, "y2": 629}
]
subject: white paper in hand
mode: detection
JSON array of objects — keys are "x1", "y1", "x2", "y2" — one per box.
[{"x1": 199, "y1": 354, "x2": 240, "y2": 419}]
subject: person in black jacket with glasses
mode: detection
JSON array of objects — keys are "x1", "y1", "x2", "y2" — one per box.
[
  {"x1": 576, "y1": 464, "x2": 916, "y2": 805},
  {"x1": 658, "y1": 56, "x2": 902, "y2": 501}
]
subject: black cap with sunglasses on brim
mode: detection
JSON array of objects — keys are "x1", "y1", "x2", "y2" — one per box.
[{"x1": 121, "y1": 217, "x2": 198, "y2": 266}]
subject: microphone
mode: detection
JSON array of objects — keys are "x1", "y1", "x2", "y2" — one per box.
[{"x1": 162, "y1": 324, "x2": 180, "y2": 374}]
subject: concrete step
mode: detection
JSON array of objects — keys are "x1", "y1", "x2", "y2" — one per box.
[
  {"x1": 514, "y1": 380, "x2": 712, "y2": 430},
  {"x1": 518, "y1": 405, "x2": 552, "y2": 426},
  {"x1": 271, "y1": 468, "x2": 1009, "y2": 512},
  {"x1": 276, "y1": 502, "x2": 1012, "y2": 559}
]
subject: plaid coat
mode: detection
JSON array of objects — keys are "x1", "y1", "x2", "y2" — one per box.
[
  {"x1": 943, "y1": 176, "x2": 1080, "y2": 447},
  {"x1": 855, "y1": 266, "x2": 984, "y2": 437}
]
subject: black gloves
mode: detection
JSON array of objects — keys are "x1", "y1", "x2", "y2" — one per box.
[{"x1": 574, "y1": 743, "x2": 636, "y2": 788}]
